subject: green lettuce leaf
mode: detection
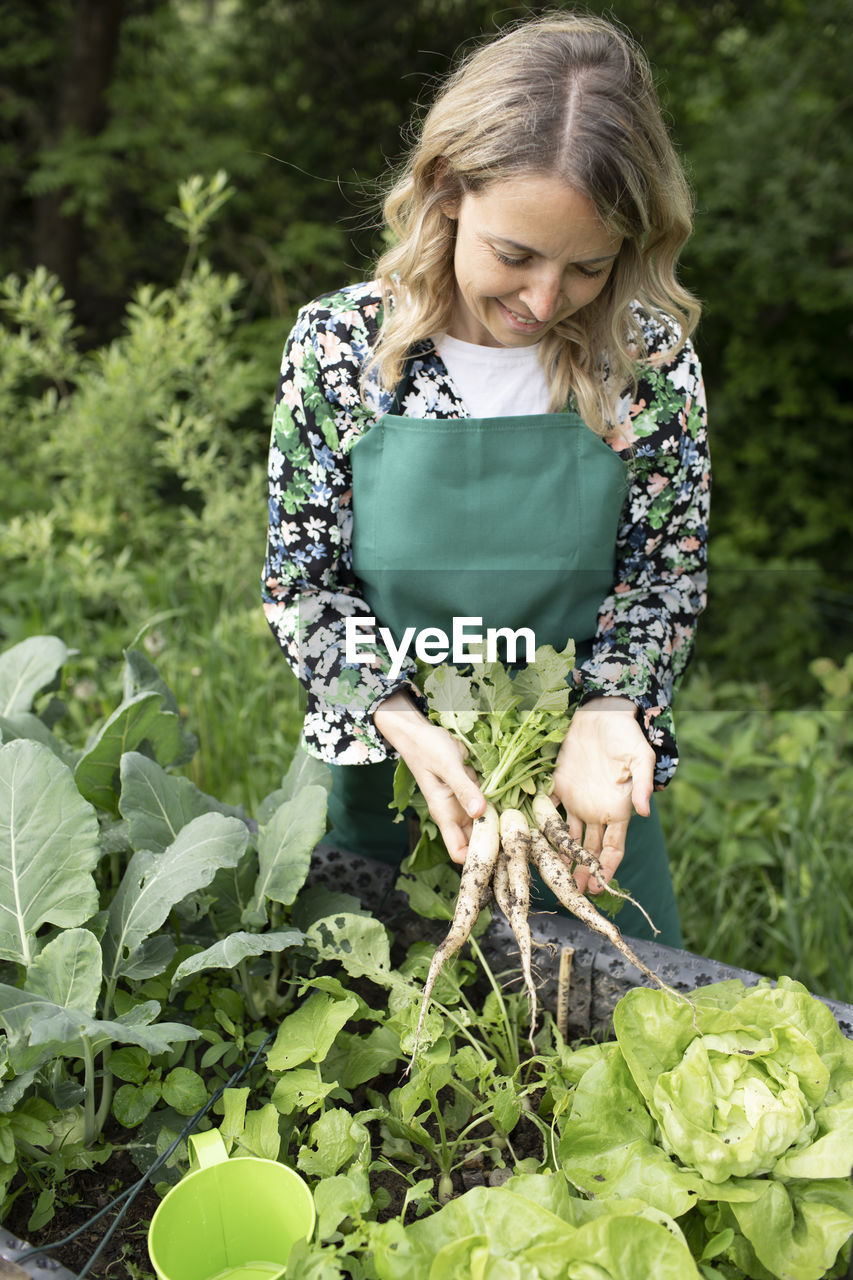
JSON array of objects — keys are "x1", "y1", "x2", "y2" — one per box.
[
  {"x1": 369, "y1": 1176, "x2": 701, "y2": 1280},
  {"x1": 557, "y1": 978, "x2": 853, "y2": 1280}
]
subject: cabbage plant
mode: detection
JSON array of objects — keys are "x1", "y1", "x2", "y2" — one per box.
[{"x1": 558, "y1": 977, "x2": 853, "y2": 1280}]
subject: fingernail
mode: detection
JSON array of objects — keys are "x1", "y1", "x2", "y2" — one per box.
[{"x1": 466, "y1": 798, "x2": 481, "y2": 817}]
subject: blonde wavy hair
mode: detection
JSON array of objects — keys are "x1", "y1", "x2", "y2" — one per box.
[{"x1": 366, "y1": 11, "x2": 700, "y2": 434}]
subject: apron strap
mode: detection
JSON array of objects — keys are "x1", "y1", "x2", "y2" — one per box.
[
  {"x1": 388, "y1": 351, "x2": 419, "y2": 415},
  {"x1": 388, "y1": 341, "x2": 439, "y2": 415},
  {"x1": 388, "y1": 374, "x2": 410, "y2": 417}
]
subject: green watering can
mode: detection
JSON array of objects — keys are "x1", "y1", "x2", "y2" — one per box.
[{"x1": 147, "y1": 1129, "x2": 316, "y2": 1280}]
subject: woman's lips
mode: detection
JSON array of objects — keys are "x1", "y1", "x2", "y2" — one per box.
[{"x1": 496, "y1": 299, "x2": 546, "y2": 334}]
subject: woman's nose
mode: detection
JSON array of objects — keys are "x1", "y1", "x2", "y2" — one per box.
[{"x1": 520, "y1": 274, "x2": 565, "y2": 321}]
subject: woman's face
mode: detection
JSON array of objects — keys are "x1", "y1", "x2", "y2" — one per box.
[{"x1": 443, "y1": 172, "x2": 623, "y2": 347}]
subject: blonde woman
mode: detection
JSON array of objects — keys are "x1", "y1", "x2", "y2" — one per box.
[{"x1": 262, "y1": 12, "x2": 709, "y2": 945}]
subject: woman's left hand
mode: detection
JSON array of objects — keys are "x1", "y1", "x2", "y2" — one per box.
[{"x1": 549, "y1": 696, "x2": 655, "y2": 893}]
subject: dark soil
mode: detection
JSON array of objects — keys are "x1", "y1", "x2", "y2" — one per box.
[{"x1": 5, "y1": 1147, "x2": 160, "y2": 1278}]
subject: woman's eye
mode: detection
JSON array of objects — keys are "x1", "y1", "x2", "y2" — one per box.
[
  {"x1": 576, "y1": 264, "x2": 607, "y2": 279},
  {"x1": 494, "y1": 251, "x2": 529, "y2": 267}
]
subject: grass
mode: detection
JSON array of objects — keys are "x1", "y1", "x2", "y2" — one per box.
[{"x1": 657, "y1": 658, "x2": 852, "y2": 1004}]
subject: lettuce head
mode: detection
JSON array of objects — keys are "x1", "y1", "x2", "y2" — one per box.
[{"x1": 558, "y1": 977, "x2": 853, "y2": 1280}]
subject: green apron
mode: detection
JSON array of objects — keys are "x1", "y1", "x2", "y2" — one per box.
[{"x1": 325, "y1": 394, "x2": 682, "y2": 946}]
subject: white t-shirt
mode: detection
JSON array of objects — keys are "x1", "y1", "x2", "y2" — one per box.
[{"x1": 433, "y1": 333, "x2": 551, "y2": 418}]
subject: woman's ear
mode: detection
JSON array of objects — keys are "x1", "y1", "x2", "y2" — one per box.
[{"x1": 434, "y1": 159, "x2": 459, "y2": 219}]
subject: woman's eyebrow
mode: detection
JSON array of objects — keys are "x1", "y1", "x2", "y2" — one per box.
[{"x1": 489, "y1": 233, "x2": 619, "y2": 264}]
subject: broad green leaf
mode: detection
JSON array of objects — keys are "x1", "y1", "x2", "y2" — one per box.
[
  {"x1": 107, "y1": 1046, "x2": 151, "y2": 1084},
  {"x1": 774, "y1": 1097, "x2": 853, "y2": 1178},
  {"x1": 312, "y1": 1169, "x2": 371, "y2": 1240},
  {"x1": 0, "y1": 636, "x2": 69, "y2": 715},
  {"x1": 240, "y1": 1103, "x2": 282, "y2": 1161},
  {"x1": 298, "y1": 1107, "x2": 369, "y2": 1178},
  {"x1": 370, "y1": 1181, "x2": 700, "y2": 1280},
  {"x1": 305, "y1": 913, "x2": 395, "y2": 985},
  {"x1": 162, "y1": 1067, "x2": 208, "y2": 1115},
  {"x1": 0, "y1": 740, "x2": 100, "y2": 966},
  {"x1": 423, "y1": 665, "x2": 479, "y2": 735},
  {"x1": 395, "y1": 865, "x2": 491, "y2": 938},
  {"x1": 0, "y1": 712, "x2": 70, "y2": 762},
  {"x1": 86, "y1": 1014, "x2": 203, "y2": 1060},
  {"x1": 283, "y1": 745, "x2": 333, "y2": 801},
  {"x1": 122, "y1": 648, "x2": 197, "y2": 765},
  {"x1": 726, "y1": 1177, "x2": 853, "y2": 1280},
  {"x1": 741, "y1": 976, "x2": 852, "y2": 1075},
  {"x1": 113, "y1": 1081, "x2": 161, "y2": 1127},
  {"x1": 102, "y1": 812, "x2": 249, "y2": 985},
  {"x1": 394, "y1": 864, "x2": 458, "y2": 922},
  {"x1": 119, "y1": 751, "x2": 246, "y2": 853},
  {"x1": 0, "y1": 1119, "x2": 14, "y2": 1164},
  {"x1": 0, "y1": 985, "x2": 199, "y2": 1058},
  {"x1": 255, "y1": 749, "x2": 332, "y2": 826},
  {"x1": 75, "y1": 692, "x2": 187, "y2": 813},
  {"x1": 266, "y1": 991, "x2": 358, "y2": 1071},
  {"x1": 558, "y1": 1050, "x2": 701, "y2": 1219},
  {"x1": 0, "y1": 1057, "x2": 57, "y2": 1113},
  {"x1": 220, "y1": 1088, "x2": 250, "y2": 1145},
  {"x1": 473, "y1": 660, "x2": 521, "y2": 725},
  {"x1": 271, "y1": 1069, "x2": 337, "y2": 1117},
  {"x1": 291, "y1": 883, "x2": 367, "y2": 932},
  {"x1": 28, "y1": 1188, "x2": 56, "y2": 1234},
  {"x1": 511, "y1": 642, "x2": 575, "y2": 707},
  {"x1": 118, "y1": 933, "x2": 177, "y2": 981},
  {"x1": 280, "y1": 1238, "x2": 348, "y2": 1279},
  {"x1": 391, "y1": 756, "x2": 417, "y2": 818},
  {"x1": 528, "y1": 1207, "x2": 701, "y2": 1278},
  {"x1": 491, "y1": 1077, "x2": 522, "y2": 1135},
  {"x1": 322, "y1": 1024, "x2": 402, "y2": 1089},
  {"x1": 247, "y1": 785, "x2": 328, "y2": 913},
  {"x1": 204, "y1": 847, "x2": 259, "y2": 933},
  {"x1": 170, "y1": 928, "x2": 304, "y2": 986},
  {"x1": 25, "y1": 928, "x2": 102, "y2": 1016}
]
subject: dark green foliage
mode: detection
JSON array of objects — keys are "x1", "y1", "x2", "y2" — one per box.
[{"x1": 1, "y1": 0, "x2": 849, "y2": 688}]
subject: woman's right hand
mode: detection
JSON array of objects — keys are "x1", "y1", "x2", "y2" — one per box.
[{"x1": 372, "y1": 691, "x2": 486, "y2": 863}]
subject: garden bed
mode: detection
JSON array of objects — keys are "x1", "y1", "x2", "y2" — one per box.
[
  {"x1": 5, "y1": 842, "x2": 851, "y2": 1280},
  {"x1": 308, "y1": 844, "x2": 853, "y2": 1042}
]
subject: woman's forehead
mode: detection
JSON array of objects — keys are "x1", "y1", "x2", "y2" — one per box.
[{"x1": 459, "y1": 174, "x2": 623, "y2": 260}]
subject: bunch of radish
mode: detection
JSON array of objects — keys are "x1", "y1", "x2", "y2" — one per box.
[{"x1": 395, "y1": 643, "x2": 675, "y2": 1063}]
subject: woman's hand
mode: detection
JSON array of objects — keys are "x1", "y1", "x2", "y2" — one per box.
[
  {"x1": 373, "y1": 691, "x2": 486, "y2": 863},
  {"x1": 550, "y1": 696, "x2": 655, "y2": 893}
]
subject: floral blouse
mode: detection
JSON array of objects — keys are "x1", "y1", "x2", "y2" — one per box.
[{"x1": 262, "y1": 280, "x2": 710, "y2": 787}]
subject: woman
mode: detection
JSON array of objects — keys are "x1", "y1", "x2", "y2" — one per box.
[{"x1": 262, "y1": 12, "x2": 709, "y2": 946}]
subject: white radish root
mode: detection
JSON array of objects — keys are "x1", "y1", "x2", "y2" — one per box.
[
  {"x1": 528, "y1": 830, "x2": 687, "y2": 1004},
  {"x1": 496, "y1": 809, "x2": 537, "y2": 1045},
  {"x1": 531, "y1": 791, "x2": 659, "y2": 936},
  {"x1": 408, "y1": 794, "x2": 685, "y2": 1073},
  {"x1": 407, "y1": 803, "x2": 501, "y2": 1069}
]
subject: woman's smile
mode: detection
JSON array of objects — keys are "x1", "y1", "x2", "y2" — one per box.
[{"x1": 496, "y1": 299, "x2": 549, "y2": 333}]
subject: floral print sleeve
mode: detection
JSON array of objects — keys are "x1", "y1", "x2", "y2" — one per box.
[
  {"x1": 262, "y1": 282, "x2": 425, "y2": 764},
  {"x1": 575, "y1": 317, "x2": 710, "y2": 787}
]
